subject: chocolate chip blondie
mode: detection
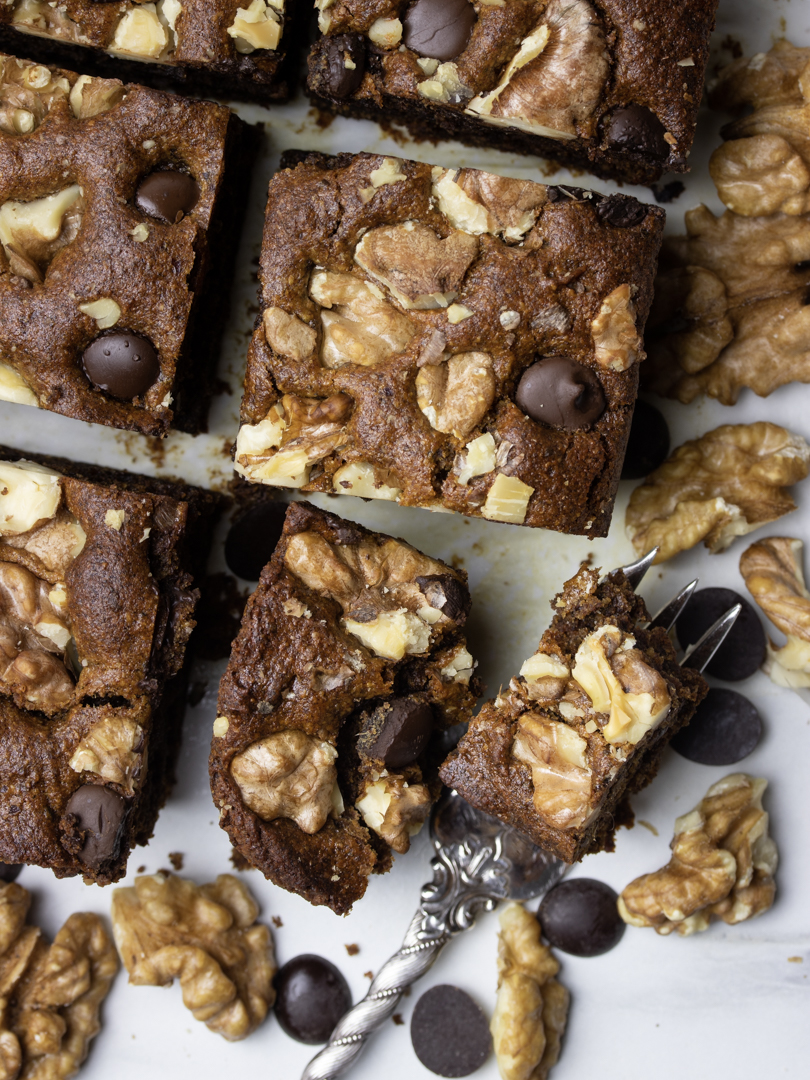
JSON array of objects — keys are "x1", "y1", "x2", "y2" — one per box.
[
  {"x1": 212, "y1": 501, "x2": 480, "y2": 914},
  {"x1": 0, "y1": 52, "x2": 254, "y2": 435},
  {"x1": 0, "y1": 446, "x2": 220, "y2": 883},
  {"x1": 236, "y1": 151, "x2": 664, "y2": 535},
  {"x1": 307, "y1": 0, "x2": 718, "y2": 185},
  {"x1": 440, "y1": 564, "x2": 707, "y2": 862}
]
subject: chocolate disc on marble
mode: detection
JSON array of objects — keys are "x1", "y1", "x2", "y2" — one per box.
[
  {"x1": 596, "y1": 193, "x2": 648, "y2": 229},
  {"x1": 65, "y1": 785, "x2": 127, "y2": 868},
  {"x1": 135, "y1": 170, "x2": 200, "y2": 224},
  {"x1": 411, "y1": 985, "x2": 491, "y2": 1077},
  {"x1": 322, "y1": 33, "x2": 366, "y2": 98},
  {"x1": 671, "y1": 688, "x2": 763, "y2": 765},
  {"x1": 274, "y1": 954, "x2": 352, "y2": 1044},
  {"x1": 415, "y1": 573, "x2": 469, "y2": 622},
  {"x1": 605, "y1": 105, "x2": 669, "y2": 159},
  {"x1": 367, "y1": 697, "x2": 434, "y2": 769},
  {"x1": 620, "y1": 399, "x2": 670, "y2": 480},
  {"x1": 538, "y1": 878, "x2": 625, "y2": 957},
  {"x1": 82, "y1": 332, "x2": 160, "y2": 400},
  {"x1": 516, "y1": 356, "x2": 606, "y2": 431},
  {"x1": 224, "y1": 501, "x2": 288, "y2": 580},
  {"x1": 403, "y1": 0, "x2": 476, "y2": 61},
  {"x1": 0, "y1": 863, "x2": 22, "y2": 883},
  {"x1": 676, "y1": 588, "x2": 766, "y2": 682}
]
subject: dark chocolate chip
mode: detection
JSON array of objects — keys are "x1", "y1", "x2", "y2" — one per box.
[
  {"x1": 411, "y1": 985, "x2": 491, "y2": 1077},
  {"x1": 274, "y1": 955, "x2": 352, "y2": 1044},
  {"x1": 620, "y1": 399, "x2": 670, "y2": 480},
  {"x1": 606, "y1": 105, "x2": 669, "y2": 159},
  {"x1": 65, "y1": 785, "x2": 127, "y2": 869},
  {"x1": 135, "y1": 170, "x2": 200, "y2": 225},
  {"x1": 403, "y1": 0, "x2": 476, "y2": 61},
  {"x1": 82, "y1": 332, "x2": 160, "y2": 400},
  {"x1": 415, "y1": 573, "x2": 470, "y2": 622},
  {"x1": 676, "y1": 588, "x2": 766, "y2": 682},
  {"x1": 322, "y1": 33, "x2": 366, "y2": 98},
  {"x1": 671, "y1": 688, "x2": 763, "y2": 765},
  {"x1": 0, "y1": 863, "x2": 22, "y2": 883},
  {"x1": 224, "y1": 501, "x2": 288, "y2": 580},
  {"x1": 366, "y1": 697, "x2": 435, "y2": 769},
  {"x1": 538, "y1": 878, "x2": 625, "y2": 957},
  {"x1": 596, "y1": 193, "x2": 648, "y2": 228},
  {"x1": 516, "y1": 356, "x2": 606, "y2": 431}
]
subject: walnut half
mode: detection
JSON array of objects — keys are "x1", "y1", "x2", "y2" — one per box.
[{"x1": 740, "y1": 536, "x2": 810, "y2": 689}]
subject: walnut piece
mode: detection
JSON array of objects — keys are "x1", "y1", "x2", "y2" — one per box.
[
  {"x1": 355, "y1": 774, "x2": 432, "y2": 853},
  {"x1": 0, "y1": 461, "x2": 62, "y2": 536},
  {"x1": 491, "y1": 903, "x2": 568, "y2": 1080},
  {"x1": 69, "y1": 716, "x2": 144, "y2": 794},
  {"x1": 0, "y1": 186, "x2": 83, "y2": 287},
  {"x1": 0, "y1": 363, "x2": 37, "y2": 408},
  {"x1": 112, "y1": 872, "x2": 275, "y2": 1040},
  {"x1": 0, "y1": 880, "x2": 118, "y2": 1079},
  {"x1": 740, "y1": 537, "x2": 810, "y2": 689},
  {"x1": 354, "y1": 222, "x2": 478, "y2": 310},
  {"x1": 626, "y1": 422, "x2": 810, "y2": 562},
  {"x1": 417, "y1": 61, "x2": 470, "y2": 105},
  {"x1": 482, "y1": 473, "x2": 535, "y2": 524},
  {"x1": 432, "y1": 167, "x2": 547, "y2": 242},
  {"x1": 12, "y1": 0, "x2": 86, "y2": 46},
  {"x1": 590, "y1": 285, "x2": 641, "y2": 372},
  {"x1": 0, "y1": 55, "x2": 70, "y2": 136},
  {"x1": 332, "y1": 461, "x2": 402, "y2": 501},
  {"x1": 68, "y1": 74, "x2": 126, "y2": 120},
  {"x1": 261, "y1": 306, "x2": 316, "y2": 361},
  {"x1": 230, "y1": 730, "x2": 340, "y2": 833},
  {"x1": 709, "y1": 40, "x2": 810, "y2": 114},
  {"x1": 309, "y1": 270, "x2": 416, "y2": 367},
  {"x1": 111, "y1": 6, "x2": 169, "y2": 60},
  {"x1": 416, "y1": 352, "x2": 495, "y2": 438},
  {"x1": 618, "y1": 774, "x2": 778, "y2": 935},
  {"x1": 512, "y1": 713, "x2": 592, "y2": 830},
  {"x1": 227, "y1": 1, "x2": 282, "y2": 54}
]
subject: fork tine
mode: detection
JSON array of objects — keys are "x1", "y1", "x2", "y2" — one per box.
[
  {"x1": 649, "y1": 579, "x2": 698, "y2": 632},
  {"x1": 617, "y1": 548, "x2": 659, "y2": 590},
  {"x1": 681, "y1": 604, "x2": 741, "y2": 672}
]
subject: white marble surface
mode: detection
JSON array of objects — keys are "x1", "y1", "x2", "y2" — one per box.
[{"x1": 2, "y1": 0, "x2": 809, "y2": 1076}]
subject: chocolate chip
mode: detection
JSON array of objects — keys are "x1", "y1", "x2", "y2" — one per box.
[
  {"x1": 671, "y1": 688, "x2": 763, "y2": 765},
  {"x1": 415, "y1": 574, "x2": 470, "y2": 622},
  {"x1": 135, "y1": 170, "x2": 200, "y2": 225},
  {"x1": 403, "y1": 0, "x2": 476, "y2": 61},
  {"x1": 322, "y1": 33, "x2": 366, "y2": 98},
  {"x1": 366, "y1": 697, "x2": 435, "y2": 769},
  {"x1": 676, "y1": 588, "x2": 766, "y2": 682},
  {"x1": 65, "y1": 785, "x2": 127, "y2": 869},
  {"x1": 620, "y1": 399, "x2": 670, "y2": 479},
  {"x1": 82, "y1": 332, "x2": 160, "y2": 400},
  {"x1": 411, "y1": 985, "x2": 491, "y2": 1077},
  {"x1": 0, "y1": 863, "x2": 21, "y2": 883},
  {"x1": 274, "y1": 954, "x2": 352, "y2": 1044},
  {"x1": 516, "y1": 356, "x2": 606, "y2": 431},
  {"x1": 606, "y1": 105, "x2": 669, "y2": 159},
  {"x1": 538, "y1": 878, "x2": 625, "y2": 957},
  {"x1": 224, "y1": 501, "x2": 288, "y2": 580},
  {"x1": 596, "y1": 193, "x2": 648, "y2": 228}
]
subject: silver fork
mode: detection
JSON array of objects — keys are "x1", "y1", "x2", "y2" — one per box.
[{"x1": 301, "y1": 550, "x2": 739, "y2": 1080}]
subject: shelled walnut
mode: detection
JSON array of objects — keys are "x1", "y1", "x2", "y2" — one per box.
[
  {"x1": 740, "y1": 536, "x2": 810, "y2": 689},
  {"x1": 618, "y1": 773, "x2": 777, "y2": 936},
  {"x1": 111, "y1": 872, "x2": 276, "y2": 1041},
  {"x1": 491, "y1": 903, "x2": 568, "y2": 1080},
  {"x1": 0, "y1": 54, "x2": 70, "y2": 136},
  {"x1": 0, "y1": 880, "x2": 118, "y2": 1079},
  {"x1": 626, "y1": 422, "x2": 810, "y2": 562}
]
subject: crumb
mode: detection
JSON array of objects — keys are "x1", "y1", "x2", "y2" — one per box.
[
  {"x1": 450, "y1": 554, "x2": 465, "y2": 570},
  {"x1": 158, "y1": 868, "x2": 171, "y2": 876},
  {"x1": 345, "y1": 944, "x2": 359, "y2": 956},
  {"x1": 638, "y1": 820, "x2": 659, "y2": 837},
  {"x1": 168, "y1": 852, "x2": 184, "y2": 871},
  {"x1": 788, "y1": 956, "x2": 803, "y2": 963},
  {"x1": 581, "y1": 552, "x2": 595, "y2": 567},
  {"x1": 364, "y1": 970, "x2": 373, "y2": 980},
  {"x1": 720, "y1": 33, "x2": 743, "y2": 59},
  {"x1": 230, "y1": 847, "x2": 255, "y2": 872},
  {"x1": 402, "y1": 986, "x2": 412, "y2": 998},
  {"x1": 377, "y1": 118, "x2": 410, "y2": 147},
  {"x1": 649, "y1": 181, "x2": 685, "y2": 204},
  {"x1": 137, "y1": 865, "x2": 146, "y2": 874},
  {"x1": 392, "y1": 1013, "x2": 404, "y2": 1025},
  {"x1": 187, "y1": 680, "x2": 208, "y2": 707},
  {"x1": 272, "y1": 916, "x2": 283, "y2": 928}
]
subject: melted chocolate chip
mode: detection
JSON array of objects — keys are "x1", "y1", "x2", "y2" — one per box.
[
  {"x1": 65, "y1": 785, "x2": 127, "y2": 869},
  {"x1": 621, "y1": 399, "x2": 670, "y2": 480},
  {"x1": 366, "y1": 697, "x2": 434, "y2": 769},
  {"x1": 411, "y1": 985, "x2": 491, "y2": 1077},
  {"x1": 322, "y1": 33, "x2": 366, "y2": 98},
  {"x1": 516, "y1": 356, "x2": 606, "y2": 431},
  {"x1": 135, "y1": 170, "x2": 200, "y2": 225},
  {"x1": 676, "y1": 588, "x2": 766, "y2": 682},
  {"x1": 415, "y1": 574, "x2": 470, "y2": 622},
  {"x1": 596, "y1": 193, "x2": 648, "y2": 228},
  {"x1": 538, "y1": 878, "x2": 625, "y2": 957},
  {"x1": 224, "y1": 501, "x2": 288, "y2": 581},
  {"x1": 274, "y1": 955, "x2": 351, "y2": 1044},
  {"x1": 606, "y1": 105, "x2": 669, "y2": 159},
  {"x1": 82, "y1": 332, "x2": 160, "y2": 400},
  {"x1": 0, "y1": 863, "x2": 22, "y2": 883},
  {"x1": 404, "y1": 0, "x2": 476, "y2": 61},
  {"x1": 671, "y1": 688, "x2": 763, "y2": 766}
]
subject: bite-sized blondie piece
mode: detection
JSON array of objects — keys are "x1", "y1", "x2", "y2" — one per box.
[
  {"x1": 0, "y1": 52, "x2": 254, "y2": 435},
  {"x1": 307, "y1": 0, "x2": 718, "y2": 185},
  {"x1": 0, "y1": 0, "x2": 294, "y2": 102},
  {"x1": 440, "y1": 564, "x2": 707, "y2": 862},
  {"x1": 212, "y1": 501, "x2": 480, "y2": 914},
  {"x1": 236, "y1": 151, "x2": 664, "y2": 535},
  {"x1": 0, "y1": 446, "x2": 220, "y2": 884}
]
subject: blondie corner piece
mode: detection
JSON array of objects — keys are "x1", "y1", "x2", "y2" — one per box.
[
  {"x1": 307, "y1": 0, "x2": 718, "y2": 185},
  {"x1": 0, "y1": 52, "x2": 255, "y2": 436},
  {"x1": 211, "y1": 500, "x2": 480, "y2": 914},
  {"x1": 235, "y1": 151, "x2": 664, "y2": 536},
  {"x1": 440, "y1": 564, "x2": 707, "y2": 863},
  {"x1": 0, "y1": 446, "x2": 221, "y2": 884},
  {"x1": 0, "y1": 0, "x2": 295, "y2": 102}
]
